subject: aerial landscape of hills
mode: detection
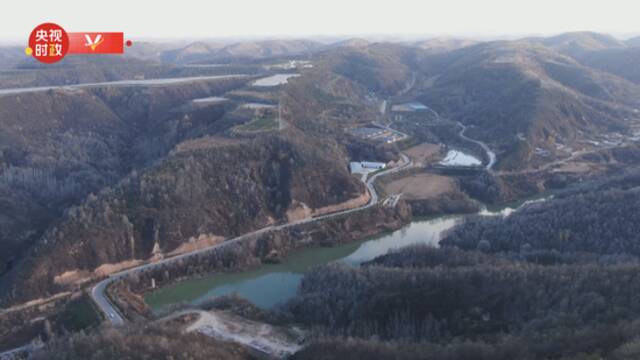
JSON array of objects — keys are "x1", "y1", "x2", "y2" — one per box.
[{"x1": 1, "y1": 30, "x2": 640, "y2": 359}]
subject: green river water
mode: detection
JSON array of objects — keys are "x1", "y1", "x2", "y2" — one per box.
[{"x1": 145, "y1": 195, "x2": 548, "y2": 313}]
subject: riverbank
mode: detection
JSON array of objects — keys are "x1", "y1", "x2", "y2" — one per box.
[
  {"x1": 109, "y1": 202, "x2": 411, "y2": 320},
  {"x1": 145, "y1": 192, "x2": 550, "y2": 313}
]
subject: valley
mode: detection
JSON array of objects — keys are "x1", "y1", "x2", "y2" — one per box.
[{"x1": 2, "y1": 31, "x2": 640, "y2": 359}]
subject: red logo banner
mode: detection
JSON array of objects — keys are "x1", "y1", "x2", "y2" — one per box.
[
  {"x1": 26, "y1": 23, "x2": 130, "y2": 63},
  {"x1": 68, "y1": 32, "x2": 124, "y2": 54}
]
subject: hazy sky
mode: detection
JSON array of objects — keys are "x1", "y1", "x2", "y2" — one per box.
[{"x1": 2, "y1": 0, "x2": 639, "y2": 42}]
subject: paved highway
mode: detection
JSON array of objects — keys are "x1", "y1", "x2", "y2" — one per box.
[
  {"x1": 0, "y1": 74, "x2": 249, "y2": 97},
  {"x1": 91, "y1": 153, "x2": 413, "y2": 325}
]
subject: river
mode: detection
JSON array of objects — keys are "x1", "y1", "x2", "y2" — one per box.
[{"x1": 145, "y1": 195, "x2": 548, "y2": 313}]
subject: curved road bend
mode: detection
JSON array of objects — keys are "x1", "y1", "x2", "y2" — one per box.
[
  {"x1": 456, "y1": 122, "x2": 496, "y2": 171},
  {"x1": 92, "y1": 153, "x2": 413, "y2": 325},
  {"x1": 421, "y1": 105, "x2": 496, "y2": 171}
]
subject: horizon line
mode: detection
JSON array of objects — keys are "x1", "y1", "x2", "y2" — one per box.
[{"x1": 1, "y1": 30, "x2": 639, "y2": 46}]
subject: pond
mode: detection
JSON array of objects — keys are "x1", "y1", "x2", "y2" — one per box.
[
  {"x1": 252, "y1": 74, "x2": 300, "y2": 87},
  {"x1": 439, "y1": 150, "x2": 482, "y2": 166}
]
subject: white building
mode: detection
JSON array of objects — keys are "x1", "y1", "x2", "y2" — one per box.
[
  {"x1": 361, "y1": 161, "x2": 386, "y2": 170},
  {"x1": 350, "y1": 161, "x2": 386, "y2": 174}
]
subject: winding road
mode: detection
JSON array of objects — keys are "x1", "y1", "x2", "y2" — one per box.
[
  {"x1": 91, "y1": 153, "x2": 413, "y2": 325},
  {"x1": 420, "y1": 105, "x2": 496, "y2": 171},
  {"x1": 86, "y1": 91, "x2": 492, "y2": 327},
  {"x1": 457, "y1": 122, "x2": 496, "y2": 171},
  {"x1": 91, "y1": 99, "x2": 491, "y2": 326}
]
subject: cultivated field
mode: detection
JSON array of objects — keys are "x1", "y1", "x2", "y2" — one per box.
[
  {"x1": 383, "y1": 173, "x2": 454, "y2": 200},
  {"x1": 405, "y1": 143, "x2": 442, "y2": 165}
]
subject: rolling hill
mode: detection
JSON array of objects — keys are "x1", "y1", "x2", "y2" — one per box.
[
  {"x1": 415, "y1": 40, "x2": 640, "y2": 169},
  {"x1": 160, "y1": 39, "x2": 323, "y2": 64}
]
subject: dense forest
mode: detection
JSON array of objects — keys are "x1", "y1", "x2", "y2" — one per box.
[
  {"x1": 32, "y1": 323, "x2": 256, "y2": 360},
  {"x1": 443, "y1": 171, "x2": 640, "y2": 257},
  {"x1": 0, "y1": 77, "x2": 246, "y2": 289},
  {"x1": 292, "y1": 329, "x2": 640, "y2": 360},
  {"x1": 286, "y1": 262, "x2": 640, "y2": 340},
  {"x1": 280, "y1": 171, "x2": 640, "y2": 359}
]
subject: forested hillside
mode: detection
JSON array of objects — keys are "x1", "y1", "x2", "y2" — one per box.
[
  {"x1": 32, "y1": 323, "x2": 256, "y2": 360},
  {"x1": 282, "y1": 172, "x2": 640, "y2": 359},
  {"x1": 0, "y1": 77, "x2": 246, "y2": 296},
  {"x1": 443, "y1": 172, "x2": 640, "y2": 256},
  {"x1": 415, "y1": 38, "x2": 640, "y2": 169}
]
